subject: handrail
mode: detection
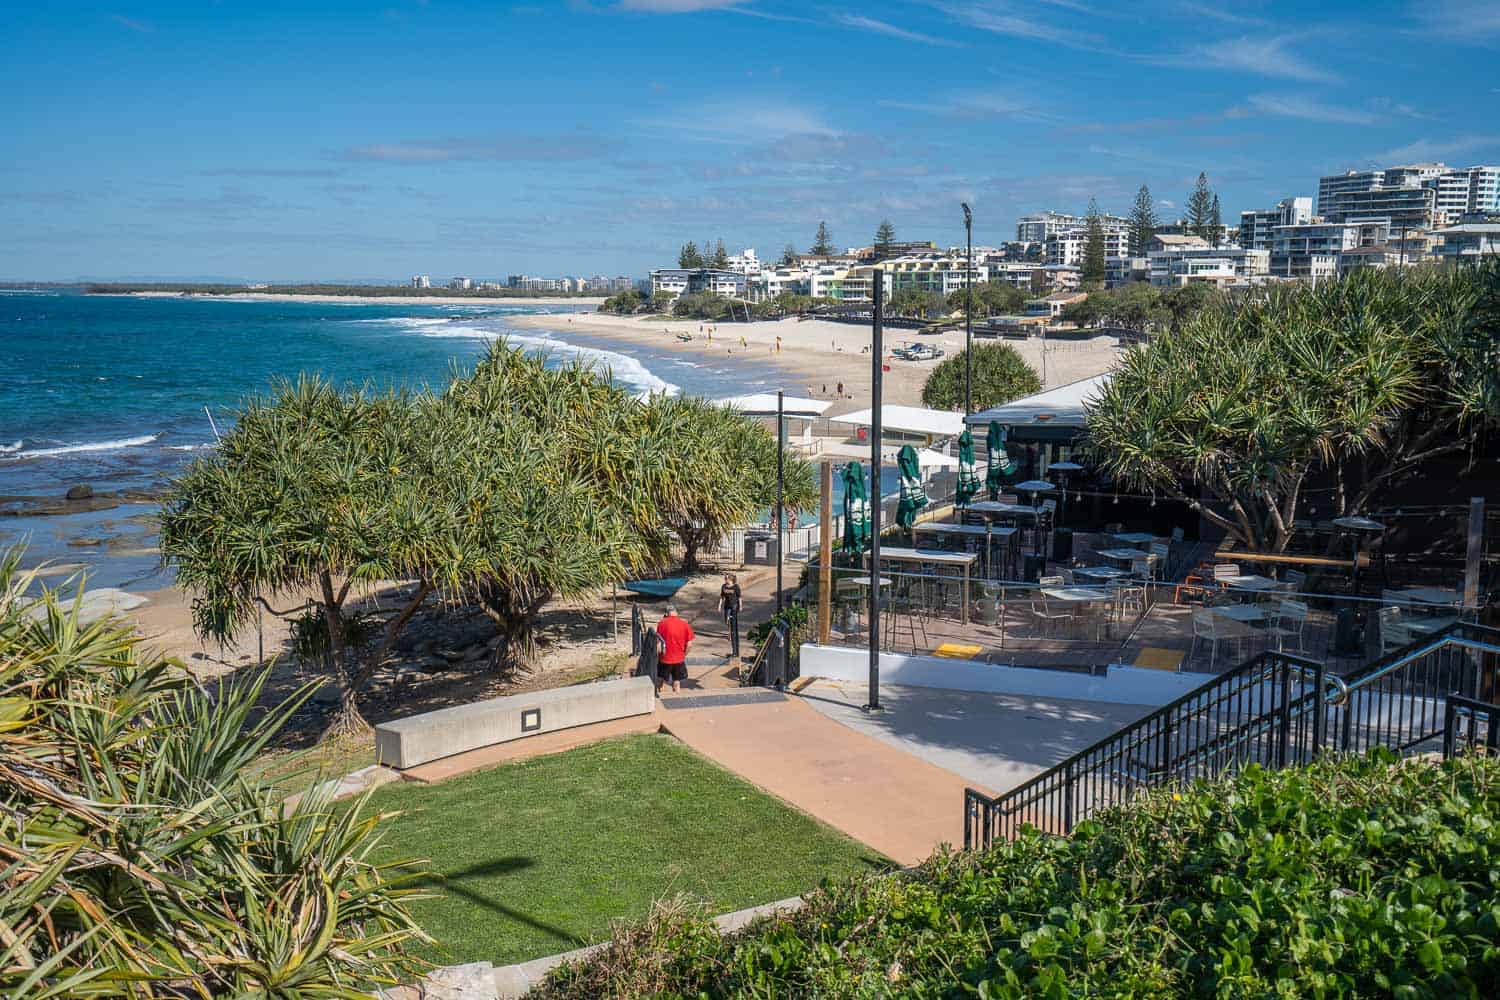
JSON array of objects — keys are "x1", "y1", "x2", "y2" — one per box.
[{"x1": 970, "y1": 621, "x2": 1500, "y2": 847}]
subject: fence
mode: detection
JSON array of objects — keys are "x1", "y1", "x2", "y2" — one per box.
[
  {"x1": 1444, "y1": 695, "x2": 1500, "y2": 759},
  {"x1": 964, "y1": 621, "x2": 1500, "y2": 849}
]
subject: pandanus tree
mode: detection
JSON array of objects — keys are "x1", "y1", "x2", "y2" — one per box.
[
  {"x1": 1085, "y1": 263, "x2": 1500, "y2": 553},
  {"x1": 0, "y1": 546, "x2": 428, "y2": 994},
  {"x1": 161, "y1": 342, "x2": 814, "y2": 733}
]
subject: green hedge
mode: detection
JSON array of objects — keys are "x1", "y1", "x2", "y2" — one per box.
[{"x1": 537, "y1": 751, "x2": 1500, "y2": 998}]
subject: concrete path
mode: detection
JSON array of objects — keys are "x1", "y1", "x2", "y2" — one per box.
[
  {"x1": 658, "y1": 694, "x2": 979, "y2": 865},
  {"x1": 798, "y1": 679, "x2": 1151, "y2": 795}
]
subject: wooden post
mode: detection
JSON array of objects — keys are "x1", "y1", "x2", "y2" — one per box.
[
  {"x1": 818, "y1": 460, "x2": 833, "y2": 645},
  {"x1": 1464, "y1": 496, "x2": 1483, "y2": 611}
]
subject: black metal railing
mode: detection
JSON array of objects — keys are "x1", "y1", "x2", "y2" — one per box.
[
  {"x1": 1444, "y1": 695, "x2": 1500, "y2": 759},
  {"x1": 745, "y1": 621, "x2": 795, "y2": 689},
  {"x1": 964, "y1": 621, "x2": 1500, "y2": 849}
]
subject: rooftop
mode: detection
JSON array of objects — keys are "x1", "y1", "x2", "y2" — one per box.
[{"x1": 965, "y1": 373, "x2": 1110, "y2": 429}]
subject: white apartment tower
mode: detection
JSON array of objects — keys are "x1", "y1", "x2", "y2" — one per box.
[{"x1": 1239, "y1": 197, "x2": 1313, "y2": 251}]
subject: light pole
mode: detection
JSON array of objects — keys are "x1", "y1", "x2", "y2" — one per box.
[
  {"x1": 962, "y1": 202, "x2": 973, "y2": 419},
  {"x1": 775, "y1": 389, "x2": 785, "y2": 614},
  {"x1": 867, "y1": 270, "x2": 884, "y2": 713}
]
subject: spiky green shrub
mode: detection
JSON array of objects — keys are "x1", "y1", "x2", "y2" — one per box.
[
  {"x1": 538, "y1": 750, "x2": 1500, "y2": 998},
  {"x1": 0, "y1": 546, "x2": 429, "y2": 996}
]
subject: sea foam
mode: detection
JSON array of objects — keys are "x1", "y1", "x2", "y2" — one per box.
[{"x1": 8, "y1": 434, "x2": 161, "y2": 460}]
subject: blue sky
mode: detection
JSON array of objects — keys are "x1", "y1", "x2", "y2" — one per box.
[{"x1": 3, "y1": 1, "x2": 1497, "y2": 281}]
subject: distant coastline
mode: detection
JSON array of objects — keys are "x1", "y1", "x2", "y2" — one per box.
[{"x1": 109, "y1": 290, "x2": 608, "y2": 307}]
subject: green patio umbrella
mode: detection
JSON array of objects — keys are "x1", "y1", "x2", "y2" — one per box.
[
  {"x1": 841, "y1": 461, "x2": 870, "y2": 552},
  {"x1": 956, "y1": 428, "x2": 980, "y2": 506},
  {"x1": 985, "y1": 421, "x2": 1015, "y2": 501},
  {"x1": 896, "y1": 444, "x2": 928, "y2": 528}
]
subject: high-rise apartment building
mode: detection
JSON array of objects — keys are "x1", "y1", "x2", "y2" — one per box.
[
  {"x1": 1318, "y1": 163, "x2": 1500, "y2": 230},
  {"x1": 1015, "y1": 210, "x2": 1128, "y2": 244},
  {"x1": 1239, "y1": 197, "x2": 1313, "y2": 251}
]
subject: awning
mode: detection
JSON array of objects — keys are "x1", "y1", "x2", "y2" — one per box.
[
  {"x1": 965, "y1": 373, "x2": 1110, "y2": 429},
  {"x1": 829, "y1": 404, "x2": 966, "y2": 438},
  {"x1": 717, "y1": 393, "x2": 831, "y2": 417}
]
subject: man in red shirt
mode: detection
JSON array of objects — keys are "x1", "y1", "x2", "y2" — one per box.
[{"x1": 655, "y1": 604, "x2": 695, "y2": 694}]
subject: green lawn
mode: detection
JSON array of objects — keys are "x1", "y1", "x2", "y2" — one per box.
[{"x1": 364, "y1": 733, "x2": 889, "y2": 967}]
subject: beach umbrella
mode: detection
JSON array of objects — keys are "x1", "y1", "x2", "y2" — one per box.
[
  {"x1": 985, "y1": 421, "x2": 1015, "y2": 500},
  {"x1": 896, "y1": 445, "x2": 928, "y2": 528},
  {"x1": 841, "y1": 461, "x2": 869, "y2": 552},
  {"x1": 955, "y1": 428, "x2": 980, "y2": 506}
]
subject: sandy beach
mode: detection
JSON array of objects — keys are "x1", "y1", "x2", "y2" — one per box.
[
  {"x1": 117, "y1": 291, "x2": 607, "y2": 308},
  {"x1": 512, "y1": 310, "x2": 1123, "y2": 411}
]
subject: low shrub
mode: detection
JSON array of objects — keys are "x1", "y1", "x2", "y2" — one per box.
[{"x1": 536, "y1": 751, "x2": 1500, "y2": 998}]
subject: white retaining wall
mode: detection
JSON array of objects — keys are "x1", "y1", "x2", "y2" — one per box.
[
  {"x1": 375, "y1": 676, "x2": 655, "y2": 769},
  {"x1": 800, "y1": 643, "x2": 1216, "y2": 707}
]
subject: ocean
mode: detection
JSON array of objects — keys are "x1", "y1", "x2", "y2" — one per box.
[{"x1": 0, "y1": 291, "x2": 789, "y2": 588}]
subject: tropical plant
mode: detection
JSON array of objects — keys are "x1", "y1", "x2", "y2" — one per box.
[
  {"x1": 922, "y1": 343, "x2": 1042, "y2": 413},
  {"x1": 1085, "y1": 263, "x2": 1500, "y2": 552},
  {"x1": 0, "y1": 545, "x2": 428, "y2": 995},
  {"x1": 652, "y1": 397, "x2": 817, "y2": 571},
  {"x1": 947, "y1": 280, "x2": 1028, "y2": 318},
  {"x1": 598, "y1": 288, "x2": 642, "y2": 314},
  {"x1": 539, "y1": 750, "x2": 1500, "y2": 998}
]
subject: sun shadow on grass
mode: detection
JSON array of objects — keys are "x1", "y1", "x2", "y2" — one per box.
[{"x1": 412, "y1": 856, "x2": 580, "y2": 949}]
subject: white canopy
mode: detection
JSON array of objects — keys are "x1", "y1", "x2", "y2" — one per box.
[
  {"x1": 716, "y1": 393, "x2": 831, "y2": 417},
  {"x1": 829, "y1": 404, "x2": 965, "y2": 438},
  {"x1": 965, "y1": 373, "x2": 1110, "y2": 429}
]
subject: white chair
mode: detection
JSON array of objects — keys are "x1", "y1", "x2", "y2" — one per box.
[
  {"x1": 1032, "y1": 577, "x2": 1074, "y2": 635},
  {"x1": 1378, "y1": 606, "x2": 1410, "y2": 654},
  {"x1": 1265, "y1": 600, "x2": 1308, "y2": 653},
  {"x1": 1191, "y1": 608, "x2": 1254, "y2": 670},
  {"x1": 1212, "y1": 563, "x2": 1240, "y2": 585},
  {"x1": 1112, "y1": 576, "x2": 1146, "y2": 619}
]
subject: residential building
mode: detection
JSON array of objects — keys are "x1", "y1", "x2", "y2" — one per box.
[
  {"x1": 1431, "y1": 220, "x2": 1500, "y2": 264},
  {"x1": 1335, "y1": 246, "x2": 1401, "y2": 274},
  {"x1": 1148, "y1": 246, "x2": 1269, "y2": 287},
  {"x1": 837, "y1": 265, "x2": 893, "y2": 304},
  {"x1": 1268, "y1": 218, "x2": 1392, "y2": 279},
  {"x1": 1015, "y1": 210, "x2": 1128, "y2": 243},
  {"x1": 1036, "y1": 265, "x2": 1082, "y2": 292},
  {"x1": 807, "y1": 264, "x2": 850, "y2": 300},
  {"x1": 884, "y1": 255, "x2": 989, "y2": 297},
  {"x1": 1146, "y1": 233, "x2": 1209, "y2": 254},
  {"x1": 857, "y1": 240, "x2": 940, "y2": 263},
  {"x1": 749, "y1": 267, "x2": 812, "y2": 301},
  {"x1": 411, "y1": 274, "x2": 431, "y2": 289},
  {"x1": 449, "y1": 276, "x2": 472, "y2": 290},
  {"x1": 726, "y1": 248, "x2": 762, "y2": 276},
  {"x1": 1025, "y1": 291, "x2": 1087, "y2": 318},
  {"x1": 1104, "y1": 256, "x2": 1149, "y2": 287},
  {"x1": 648, "y1": 268, "x2": 748, "y2": 300},
  {"x1": 987, "y1": 261, "x2": 1043, "y2": 288},
  {"x1": 1314, "y1": 163, "x2": 1500, "y2": 230},
  {"x1": 1045, "y1": 227, "x2": 1128, "y2": 267},
  {"x1": 1239, "y1": 197, "x2": 1313, "y2": 251}
]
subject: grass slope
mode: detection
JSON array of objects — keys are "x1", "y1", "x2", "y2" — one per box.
[
  {"x1": 364, "y1": 733, "x2": 887, "y2": 967},
  {"x1": 540, "y1": 751, "x2": 1500, "y2": 998}
]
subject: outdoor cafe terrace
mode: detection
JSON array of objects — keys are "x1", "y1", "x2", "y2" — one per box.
[{"x1": 798, "y1": 491, "x2": 1488, "y2": 679}]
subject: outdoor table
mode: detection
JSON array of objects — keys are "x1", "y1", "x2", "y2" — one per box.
[
  {"x1": 1405, "y1": 616, "x2": 1458, "y2": 637},
  {"x1": 1073, "y1": 565, "x2": 1129, "y2": 581},
  {"x1": 1041, "y1": 586, "x2": 1115, "y2": 639},
  {"x1": 846, "y1": 577, "x2": 892, "y2": 638},
  {"x1": 1394, "y1": 586, "x2": 1460, "y2": 607},
  {"x1": 912, "y1": 523, "x2": 1019, "y2": 579},
  {"x1": 1218, "y1": 574, "x2": 1280, "y2": 593},
  {"x1": 873, "y1": 546, "x2": 979, "y2": 625},
  {"x1": 1097, "y1": 547, "x2": 1148, "y2": 565},
  {"x1": 1211, "y1": 604, "x2": 1268, "y2": 624},
  {"x1": 1112, "y1": 531, "x2": 1156, "y2": 545},
  {"x1": 965, "y1": 500, "x2": 1037, "y2": 519}
]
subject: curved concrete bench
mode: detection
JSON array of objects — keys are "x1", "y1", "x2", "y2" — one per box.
[{"x1": 375, "y1": 676, "x2": 655, "y2": 770}]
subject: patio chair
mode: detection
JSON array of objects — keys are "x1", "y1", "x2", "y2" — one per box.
[
  {"x1": 1111, "y1": 577, "x2": 1146, "y2": 620},
  {"x1": 1149, "y1": 542, "x2": 1170, "y2": 578},
  {"x1": 1265, "y1": 599, "x2": 1309, "y2": 653},
  {"x1": 1212, "y1": 563, "x2": 1241, "y2": 586},
  {"x1": 1378, "y1": 606, "x2": 1410, "y2": 655},
  {"x1": 1283, "y1": 569, "x2": 1308, "y2": 593},
  {"x1": 1031, "y1": 578, "x2": 1074, "y2": 636},
  {"x1": 1190, "y1": 608, "x2": 1255, "y2": 671}
]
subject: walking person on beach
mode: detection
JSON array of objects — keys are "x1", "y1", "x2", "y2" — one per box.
[
  {"x1": 836, "y1": 381, "x2": 844, "y2": 398},
  {"x1": 655, "y1": 603, "x2": 694, "y2": 695},
  {"x1": 719, "y1": 573, "x2": 742, "y2": 659}
]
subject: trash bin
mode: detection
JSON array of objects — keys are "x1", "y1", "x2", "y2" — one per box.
[
  {"x1": 743, "y1": 532, "x2": 779, "y2": 566},
  {"x1": 1023, "y1": 552, "x2": 1046, "y2": 583},
  {"x1": 1052, "y1": 527, "x2": 1074, "y2": 562},
  {"x1": 1333, "y1": 607, "x2": 1364, "y2": 656}
]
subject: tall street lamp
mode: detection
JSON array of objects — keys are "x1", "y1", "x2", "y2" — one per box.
[{"x1": 962, "y1": 202, "x2": 973, "y2": 419}]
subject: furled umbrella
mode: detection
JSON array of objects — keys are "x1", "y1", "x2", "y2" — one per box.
[
  {"x1": 841, "y1": 461, "x2": 870, "y2": 552},
  {"x1": 985, "y1": 421, "x2": 1015, "y2": 501},
  {"x1": 896, "y1": 444, "x2": 928, "y2": 529},
  {"x1": 955, "y1": 428, "x2": 980, "y2": 507}
]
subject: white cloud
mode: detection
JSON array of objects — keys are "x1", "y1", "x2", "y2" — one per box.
[
  {"x1": 1368, "y1": 135, "x2": 1500, "y2": 163},
  {"x1": 931, "y1": 1, "x2": 1105, "y2": 49},
  {"x1": 832, "y1": 13, "x2": 963, "y2": 47},
  {"x1": 1187, "y1": 35, "x2": 1337, "y2": 83},
  {"x1": 881, "y1": 92, "x2": 1047, "y2": 122},
  {"x1": 617, "y1": 0, "x2": 744, "y2": 10},
  {"x1": 1245, "y1": 93, "x2": 1376, "y2": 125},
  {"x1": 1408, "y1": 0, "x2": 1500, "y2": 41}
]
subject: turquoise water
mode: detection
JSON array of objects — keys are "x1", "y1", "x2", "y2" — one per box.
[
  {"x1": 0, "y1": 291, "x2": 769, "y2": 498},
  {"x1": 0, "y1": 291, "x2": 790, "y2": 587}
]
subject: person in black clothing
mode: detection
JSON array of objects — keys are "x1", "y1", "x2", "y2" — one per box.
[{"x1": 719, "y1": 573, "x2": 743, "y2": 659}]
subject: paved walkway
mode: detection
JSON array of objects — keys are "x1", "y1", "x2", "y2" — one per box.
[
  {"x1": 657, "y1": 693, "x2": 980, "y2": 865},
  {"x1": 798, "y1": 679, "x2": 1151, "y2": 794}
]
